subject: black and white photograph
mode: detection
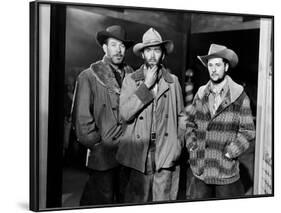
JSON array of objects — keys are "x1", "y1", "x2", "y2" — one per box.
[{"x1": 29, "y1": 0, "x2": 273, "y2": 211}]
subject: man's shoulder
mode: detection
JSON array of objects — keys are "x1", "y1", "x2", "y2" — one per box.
[
  {"x1": 77, "y1": 61, "x2": 102, "y2": 80},
  {"x1": 196, "y1": 83, "x2": 209, "y2": 99},
  {"x1": 123, "y1": 64, "x2": 134, "y2": 74},
  {"x1": 77, "y1": 67, "x2": 92, "y2": 79}
]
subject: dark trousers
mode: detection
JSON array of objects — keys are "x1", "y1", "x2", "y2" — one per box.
[
  {"x1": 80, "y1": 166, "x2": 129, "y2": 206},
  {"x1": 190, "y1": 176, "x2": 245, "y2": 199}
]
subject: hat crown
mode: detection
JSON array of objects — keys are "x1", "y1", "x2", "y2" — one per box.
[
  {"x1": 142, "y1": 28, "x2": 163, "y2": 44},
  {"x1": 208, "y1": 44, "x2": 227, "y2": 55},
  {"x1": 106, "y1": 25, "x2": 126, "y2": 40}
]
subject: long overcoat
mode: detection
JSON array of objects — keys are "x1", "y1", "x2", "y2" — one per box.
[
  {"x1": 116, "y1": 65, "x2": 186, "y2": 173},
  {"x1": 73, "y1": 57, "x2": 133, "y2": 170}
]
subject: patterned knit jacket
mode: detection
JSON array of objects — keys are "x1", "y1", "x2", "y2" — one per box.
[{"x1": 186, "y1": 75, "x2": 255, "y2": 185}]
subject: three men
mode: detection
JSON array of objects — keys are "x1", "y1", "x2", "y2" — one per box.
[
  {"x1": 73, "y1": 24, "x2": 255, "y2": 204},
  {"x1": 72, "y1": 25, "x2": 134, "y2": 205},
  {"x1": 186, "y1": 44, "x2": 255, "y2": 199},
  {"x1": 116, "y1": 28, "x2": 186, "y2": 202}
]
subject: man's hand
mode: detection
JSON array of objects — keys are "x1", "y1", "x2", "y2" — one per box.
[{"x1": 144, "y1": 65, "x2": 158, "y2": 89}]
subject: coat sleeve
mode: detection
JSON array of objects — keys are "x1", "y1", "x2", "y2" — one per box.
[
  {"x1": 174, "y1": 77, "x2": 187, "y2": 145},
  {"x1": 225, "y1": 94, "x2": 256, "y2": 158},
  {"x1": 185, "y1": 93, "x2": 199, "y2": 151},
  {"x1": 72, "y1": 72, "x2": 101, "y2": 149},
  {"x1": 119, "y1": 75, "x2": 154, "y2": 122}
]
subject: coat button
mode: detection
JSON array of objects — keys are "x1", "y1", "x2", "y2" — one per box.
[
  {"x1": 103, "y1": 104, "x2": 106, "y2": 107},
  {"x1": 112, "y1": 107, "x2": 117, "y2": 110},
  {"x1": 164, "y1": 132, "x2": 168, "y2": 136},
  {"x1": 164, "y1": 94, "x2": 167, "y2": 98},
  {"x1": 139, "y1": 116, "x2": 143, "y2": 120},
  {"x1": 136, "y1": 135, "x2": 140, "y2": 139},
  {"x1": 165, "y1": 114, "x2": 168, "y2": 118}
]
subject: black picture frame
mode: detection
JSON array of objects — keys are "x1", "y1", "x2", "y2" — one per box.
[{"x1": 30, "y1": 0, "x2": 274, "y2": 211}]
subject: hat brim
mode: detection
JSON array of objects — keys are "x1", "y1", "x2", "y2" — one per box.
[
  {"x1": 197, "y1": 49, "x2": 238, "y2": 68},
  {"x1": 133, "y1": 40, "x2": 174, "y2": 56},
  {"x1": 96, "y1": 31, "x2": 135, "y2": 49}
]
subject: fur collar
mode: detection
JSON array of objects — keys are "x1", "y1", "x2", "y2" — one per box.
[{"x1": 89, "y1": 58, "x2": 133, "y2": 94}]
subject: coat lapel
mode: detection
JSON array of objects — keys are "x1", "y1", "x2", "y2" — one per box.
[
  {"x1": 131, "y1": 65, "x2": 174, "y2": 100},
  {"x1": 90, "y1": 60, "x2": 132, "y2": 95},
  {"x1": 156, "y1": 77, "x2": 169, "y2": 101},
  {"x1": 201, "y1": 92, "x2": 212, "y2": 121}
]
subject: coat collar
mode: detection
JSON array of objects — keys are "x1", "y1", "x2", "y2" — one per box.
[
  {"x1": 196, "y1": 75, "x2": 244, "y2": 120},
  {"x1": 197, "y1": 75, "x2": 243, "y2": 104},
  {"x1": 90, "y1": 56, "x2": 133, "y2": 94},
  {"x1": 131, "y1": 64, "x2": 174, "y2": 84}
]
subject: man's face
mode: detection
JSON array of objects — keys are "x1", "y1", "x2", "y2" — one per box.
[
  {"x1": 142, "y1": 46, "x2": 163, "y2": 68},
  {"x1": 103, "y1": 38, "x2": 126, "y2": 65},
  {"x1": 207, "y1": 58, "x2": 229, "y2": 84}
]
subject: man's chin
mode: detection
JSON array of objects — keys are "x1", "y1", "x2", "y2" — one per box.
[
  {"x1": 211, "y1": 77, "x2": 224, "y2": 84},
  {"x1": 112, "y1": 58, "x2": 124, "y2": 65}
]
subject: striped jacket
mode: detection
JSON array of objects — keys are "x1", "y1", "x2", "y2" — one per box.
[{"x1": 186, "y1": 75, "x2": 255, "y2": 185}]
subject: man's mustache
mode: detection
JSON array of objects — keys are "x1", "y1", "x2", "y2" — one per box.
[
  {"x1": 148, "y1": 59, "x2": 157, "y2": 63},
  {"x1": 114, "y1": 54, "x2": 124, "y2": 57}
]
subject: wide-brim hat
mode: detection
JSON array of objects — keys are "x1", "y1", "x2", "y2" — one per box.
[
  {"x1": 96, "y1": 25, "x2": 134, "y2": 49},
  {"x1": 197, "y1": 44, "x2": 239, "y2": 68},
  {"x1": 133, "y1": 28, "x2": 174, "y2": 56}
]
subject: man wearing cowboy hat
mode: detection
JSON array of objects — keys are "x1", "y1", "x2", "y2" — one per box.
[
  {"x1": 185, "y1": 44, "x2": 255, "y2": 199},
  {"x1": 72, "y1": 25, "x2": 134, "y2": 205},
  {"x1": 116, "y1": 28, "x2": 186, "y2": 202}
]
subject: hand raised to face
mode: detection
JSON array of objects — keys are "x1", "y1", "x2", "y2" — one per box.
[{"x1": 144, "y1": 65, "x2": 158, "y2": 89}]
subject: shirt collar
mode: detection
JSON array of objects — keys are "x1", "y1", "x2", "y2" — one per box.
[{"x1": 208, "y1": 77, "x2": 228, "y2": 96}]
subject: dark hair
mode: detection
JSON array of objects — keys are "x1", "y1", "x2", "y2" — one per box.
[
  {"x1": 222, "y1": 58, "x2": 230, "y2": 66},
  {"x1": 142, "y1": 45, "x2": 166, "y2": 57}
]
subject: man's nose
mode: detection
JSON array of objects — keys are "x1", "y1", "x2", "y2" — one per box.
[
  {"x1": 211, "y1": 67, "x2": 217, "y2": 73},
  {"x1": 151, "y1": 50, "x2": 156, "y2": 58},
  {"x1": 116, "y1": 45, "x2": 122, "y2": 52}
]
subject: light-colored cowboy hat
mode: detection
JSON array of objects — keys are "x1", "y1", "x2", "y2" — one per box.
[
  {"x1": 96, "y1": 25, "x2": 134, "y2": 48},
  {"x1": 197, "y1": 44, "x2": 239, "y2": 68},
  {"x1": 133, "y1": 28, "x2": 174, "y2": 56}
]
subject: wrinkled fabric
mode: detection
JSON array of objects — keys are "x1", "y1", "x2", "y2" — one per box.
[
  {"x1": 72, "y1": 57, "x2": 133, "y2": 170},
  {"x1": 185, "y1": 75, "x2": 255, "y2": 185},
  {"x1": 116, "y1": 65, "x2": 186, "y2": 173}
]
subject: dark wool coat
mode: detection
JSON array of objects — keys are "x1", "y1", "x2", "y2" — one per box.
[
  {"x1": 116, "y1": 65, "x2": 186, "y2": 173},
  {"x1": 72, "y1": 57, "x2": 133, "y2": 171},
  {"x1": 185, "y1": 75, "x2": 256, "y2": 185}
]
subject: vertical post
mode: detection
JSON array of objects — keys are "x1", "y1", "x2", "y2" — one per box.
[
  {"x1": 46, "y1": 3, "x2": 66, "y2": 207},
  {"x1": 30, "y1": 1, "x2": 39, "y2": 211},
  {"x1": 253, "y1": 18, "x2": 273, "y2": 195}
]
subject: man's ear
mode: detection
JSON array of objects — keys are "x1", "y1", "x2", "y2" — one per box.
[
  {"x1": 102, "y1": 44, "x2": 107, "y2": 55},
  {"x1": 162, "y1": 53, "x2": 165, "y2": 61},
  {"x1": 225, "y1": 63, "x2": 229, "y2": 72}
]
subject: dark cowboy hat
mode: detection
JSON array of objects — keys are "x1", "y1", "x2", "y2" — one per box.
[
  {"x1": 96, "y1": 25, "x2": 134, "y2": 49},
  {"x1": 133, "y1": 28, "x2": 174, "y2": 56},
  {"x1": 197, "y1": 44, "x2": 239, "y2": 68}
]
